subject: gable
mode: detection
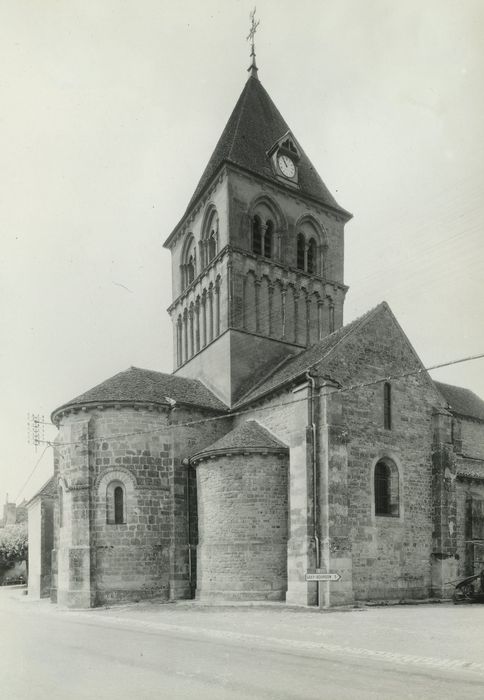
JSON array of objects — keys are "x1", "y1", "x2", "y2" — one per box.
[{"x1": 236, "y1": 302, "x2": 447, "y2": 411}]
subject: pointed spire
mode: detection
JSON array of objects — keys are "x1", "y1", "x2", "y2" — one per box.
[{"x1": 246, "y1": 7, "x2": 259, "y2": 79}]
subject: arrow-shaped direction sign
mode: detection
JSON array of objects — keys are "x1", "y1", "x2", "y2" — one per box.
[{"x1": 305, "y1": 572, "x2": 341, "y2": 582}]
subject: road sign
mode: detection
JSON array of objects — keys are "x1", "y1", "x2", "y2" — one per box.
[{"x1": 305, "y1": 572, "x2": 341, "y2": 582}]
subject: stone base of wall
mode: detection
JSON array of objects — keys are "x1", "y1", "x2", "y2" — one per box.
[
  {"x1": 95, "y1": 586, "x2": 170, "y2": 606},
  {"x1": 355, "y1": 586, "x2": 431, "y2": 602},
  {"x1": 196, "y1": 588, "x2": 285, "y2": 602},
  {"x1": 430, "y1": 554, "x2": 459, "y2": 599}
]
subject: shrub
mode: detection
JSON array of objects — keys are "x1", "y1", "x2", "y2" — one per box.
[{"x1": 0, "y1": 523, "x2": 28, "y2": 571}]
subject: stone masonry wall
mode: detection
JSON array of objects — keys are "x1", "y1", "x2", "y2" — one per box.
[
  {"x1": 319, "y1": 308, "x2": 446, "y2": 601},
  {"x1": 196, "y1": 451, "x2": 288, "y2": 601},
  {"x1": 233, "y1": 390, "x2": 315, "y2": 606}
]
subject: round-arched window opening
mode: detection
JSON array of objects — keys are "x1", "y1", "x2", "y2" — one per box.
[
  {"x1": 296, "y1": 233, "x2": 305, "y2": 270},
  {"x1": 107, "y1": 480, "x2": 127, "y2": 525},
  {"x1": 264, "y1": 219, "x2": 274, "y2": 259},
  {"x1": 374, "y1": 459, "x2": 399, "y2": 517},
  {"x1": 208, "y1": 232, "x2": 217, "y2": 262},
  {"x1": 252, "y1": 215, "x2": 262, "y2": 255},
  {"x1": 307, "y1": 238, "x2": 317, "y2": 274}
]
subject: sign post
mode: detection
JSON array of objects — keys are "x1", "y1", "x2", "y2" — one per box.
[{"x1": 305, "y1": 571, "x2": 341, "y2": 582}]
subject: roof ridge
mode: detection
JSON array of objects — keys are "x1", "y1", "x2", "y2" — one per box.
[{"x1": 226, "y1": 77, "x2": 253, "y2": 162}]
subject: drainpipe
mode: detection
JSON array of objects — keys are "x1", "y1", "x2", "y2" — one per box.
[
  {"x1": 306, "y1": 371, "x2": 320, "y2": 606},
  {"x1": 186, "y1": 463, "x2": 192, "y2": 592}
]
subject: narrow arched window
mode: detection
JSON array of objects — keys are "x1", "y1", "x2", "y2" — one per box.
[
  {"x1": 374, "y1": 462, "x2": 391, "y2": 515},
  {"x1": 384, "y1": 382, "x2": 392, "y2": 430},
  {"x1": 114, "y1": 487, "x2": 124, "y2": 524},
  {"x1": 252, "y1": 216, "x2": 262, "y2": 255},
  {"x1": 208, "y1": 232, "x2": 217, "y2": 262},
  {"x1": 107, "y1": 480, "x2": 126, "y2": 524},
  {"x1": 307, "y1": 238, "x2": 317, "y2": 274},
  {"x1": 297, "y1": 233, "x2": 305, "y2": 270},
  {"x1": 264, "y1": 220, "x2": 274, "y2": 259},
  {"x1": 186, "y1": 255, "x2": 195, "y2": 285},
  {"x1": 374, "y1": 458, "x2": 400, "y2": 517}
]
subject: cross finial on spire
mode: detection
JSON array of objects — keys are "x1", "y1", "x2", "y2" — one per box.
[{"x1": 246, "y1": 7, "x2": 260, "y2": 79}]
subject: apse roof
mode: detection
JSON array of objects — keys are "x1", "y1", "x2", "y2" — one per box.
[
  {"x1": 52, "y1": 366, "x2": 227, "y2": 421},
  {"x1": 190, "y1": 420, "x2": 287, "y2": 462},
  {"x1": 434, "y1": 381, "x2": 484, "y2": 422},
  {"x1": 165, "y1": 75, "x2": 351, "y2": 245}
]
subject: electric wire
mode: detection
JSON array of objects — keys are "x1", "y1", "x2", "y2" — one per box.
[
  {"x1": 38, "y1": 350, "x2": 484, "y2": 448},
  {"x1": 15, "y1": 444, "x2": 50, "y2": 503}
]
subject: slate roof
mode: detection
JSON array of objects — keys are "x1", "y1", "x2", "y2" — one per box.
[
  {"x1": 190, "y1": 420, "x2": 287, "y2": 462},
  {"x1": 165, "y1": 76, "x2": 351, "y2": 244},
  {"x1": 234, "y1": 304, "x2": 384, "y2": 408},
  {"x1": 434, "y1": 381, "x2": 484, "y2": 422},
  {"x1": 52, "y1": 366, "x2": 228, "y2": 419},
  {"x1": 27, "y1": 476, "x2": 57, "y2": 505}
]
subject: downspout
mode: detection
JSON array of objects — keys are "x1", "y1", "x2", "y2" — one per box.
[
  {"x1": 186, "y1": 463, "x2": 192, "y2": 593},
  {"x1": 306, "y1": 371, "x2": 320, "y2": 606}
]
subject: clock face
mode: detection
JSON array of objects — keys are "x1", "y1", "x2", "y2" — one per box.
[{"x1": 278, "y1": 154, "x2": 296, "y2": 178}]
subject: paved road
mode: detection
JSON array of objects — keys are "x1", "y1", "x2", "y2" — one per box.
[{"x1": 1, "y1": 589, "x2": 483, "y2": 699}]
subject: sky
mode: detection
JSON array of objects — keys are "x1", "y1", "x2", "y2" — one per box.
[{"x1": 1, "y1": 0, "x2": 483, "y2": 504}]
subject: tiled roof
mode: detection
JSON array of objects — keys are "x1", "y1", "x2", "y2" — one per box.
[
  {"x1": 434, "y1": 381, "x2": 484, "y2": 422},
  {"x1": 234, "y1": 304, "x2": 384, "y2": 407},
  {"x1": 52, "y1": 366, "x2": 228, "y2": 419},
  {"x1": 190, "y1": 420, "x2": 287, "y2": 461},
  {"x1": 166, "y1": 76, "x2": 351, "y2": 244}
]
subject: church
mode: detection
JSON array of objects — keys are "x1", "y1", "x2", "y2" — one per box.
[{"x1": 28, "y1": 46, "x2": 484, "y2": 609}]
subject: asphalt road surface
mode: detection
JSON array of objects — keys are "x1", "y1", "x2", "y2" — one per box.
[{"x1": 1, "y1": 589, "x2": 483, "y2": 699}]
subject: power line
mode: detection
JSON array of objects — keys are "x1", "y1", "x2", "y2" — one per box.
[
  {"x1": 15, "y1": 444, "x2": 50, "y2": 504},
  {"x1": 42, "y1": 350, "x2": 484, "y2": 449}
]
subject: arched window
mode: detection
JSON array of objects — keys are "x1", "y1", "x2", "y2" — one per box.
[
  {"x1": 307, "y1": 238, "x2": 317, "y2": 274},
  {"x1": 182, "y1": 235, "x2": 197, "y2": 289},
  {"x1": 297, "y1": 233, "x2": 305, "y2": 270},
  {"x1": 374, "y1": 459, "x2": 399, "y2": 517},
  {"x1": 107, "y1": 480, "x2": 126, "y2": 524},
  {"x1": 384, "y1": 382, "x2": 392, "y2": 430},
  {"x1": 114, "y1": 487, "x2": 124, "y2": 524},
  {"x1": 252, "y1": 215, "x2": 262, "y2": 255},
  {"x1": 208, "y1": 232, "x2": 217, "y2": 262},
  {"x1": 264, "y1": 219, "x2": 274, "y2": 259},
  {"x1": 186, "y1": 255, "x2": 195, "y2": 285}
]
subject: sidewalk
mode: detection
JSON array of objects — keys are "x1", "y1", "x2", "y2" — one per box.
[{"x1": 9, "y1": 588, "x2": 484, "y2": 677}]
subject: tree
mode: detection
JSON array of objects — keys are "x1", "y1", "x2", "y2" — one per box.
[{"x1": 0, "y1": 523, "x2": 28, "y2": 572}]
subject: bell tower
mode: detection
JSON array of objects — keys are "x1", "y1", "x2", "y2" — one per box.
[{"x1": 163, "y1": 35, "x2": 352, "y2": 407}]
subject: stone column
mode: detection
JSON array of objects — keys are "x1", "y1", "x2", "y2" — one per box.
[
  {"x1": 201, "y1": 292, "x2": 207, "y2": 347},
  {"x1": 281, "y1": 287, "x2": 287, "y2": 340},
  {"x1": 195, "y1": 300, "x2": 200, "y2": 353},
  {"x1": 56, "y1": 416, "x2": 93, "y2": 608},
  {"x1": 208, "y1": 287, "x2": 214, "y2": 342},
  {"x1": 255, "y1": 278, "x2": 261, "y2": 333},
  {"x1": 431, "y1": 409, "x2": 459, "y2": 597},
  {"x1": 215, "y1": 284, "x2": 220, "y2": 336}
]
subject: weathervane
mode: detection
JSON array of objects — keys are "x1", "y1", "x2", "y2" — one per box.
[{"x1": 247, "y1": 7, "x2": 259, "y2": 78}]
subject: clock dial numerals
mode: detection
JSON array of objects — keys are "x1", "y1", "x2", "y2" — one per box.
[{"x1": 278, "y1": 154, "x2": 295, "y2": 178}]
